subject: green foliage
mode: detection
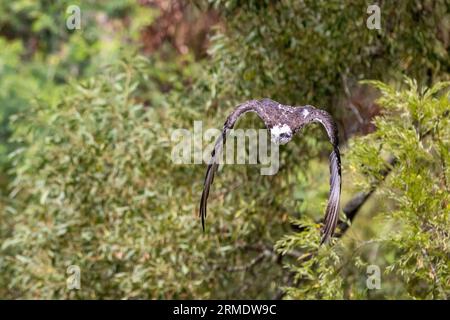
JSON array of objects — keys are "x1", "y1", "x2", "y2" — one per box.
[
  {"x1": 280, "y1": 79, "x2": 450, "y2": 299},
  {"x1": 198, "y1": 1, "x2": 450, "y2": 298},
  {"x1": 205, "y1": 0, "x2": 449, "y2": 109},
  {"x1": 0, "y1": 0, "x2": 155, "y2": 188},
  {"x1": 1, "y1": 55, "x2": 294, "y2": 298},
  {"x1": 3, "y1": 56, "x2": 193, "y2": 298},
  {"x1": 0, "y1": 1, "x2": 139, "y2": 48},
  {"x1": 1, "y1": 1, "x2": 449, "y2": 300},
  {"x1": 0, "y1": 37, "x2": 62, "y2": 188},
  {"x1": 349, "y1": 79, "x2": 450, "y2": 299}
]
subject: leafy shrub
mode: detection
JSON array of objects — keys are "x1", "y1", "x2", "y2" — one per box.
[
  {"x1": 2, "y1": 55, "x2": 303, "y2": 298},
  {"x1": 277, "y1": 79, "x2": 449, "y2": 299},
  {"x1": 1, "y1": 1, "x2": 449, "y2": 300},
  {"x1": 0, "y1": 0, "x2": 155, "y2": 188},
  {"x1": 204, "y1": 0, "x2": 449, "y2": 111}
]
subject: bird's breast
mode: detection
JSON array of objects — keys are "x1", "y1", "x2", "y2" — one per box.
[{"x1": 270, "y1": 124, "x2": 293, "y2": 145}]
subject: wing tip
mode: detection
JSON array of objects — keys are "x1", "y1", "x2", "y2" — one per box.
[
  {"x1": 201, "y1": 212, "x2": 205, "y2": 232},
  {"x1": 320, "y1": 233, "x2": 330, "y2": 246},
  {"x1": 320, "y1": 223, "x2": 335, "y2": 245},
  {"x1": 199, "y1": 191, "x2": 207, "y2": 232}
]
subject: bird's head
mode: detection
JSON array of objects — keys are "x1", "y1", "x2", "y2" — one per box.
[{"x1": 270, "y1": 124, "x2": 293, "y2": 145}]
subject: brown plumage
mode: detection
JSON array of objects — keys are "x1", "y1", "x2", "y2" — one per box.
[{"x1": 199, "y1": 98, "x2": 341, "y2": 244}]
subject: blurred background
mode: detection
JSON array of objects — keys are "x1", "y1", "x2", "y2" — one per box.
[{"x1": 0, "y1": 0, "x2": 449, "y2": 299}]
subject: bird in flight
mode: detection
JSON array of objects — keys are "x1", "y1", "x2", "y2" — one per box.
[{"x1": 199, "y1": 98, "x2": 341, "y2": 244}]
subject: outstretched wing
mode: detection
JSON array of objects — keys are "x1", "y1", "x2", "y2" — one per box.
[
  {"x1": 303, "y1": 108, "x2": 341, "y2": 244},
  {"x1": 200, "y1": 100, "x2": 341, "y2": 245},
  {"x1": 199, "y1": 100, "x2": 265, "y2": 230}
]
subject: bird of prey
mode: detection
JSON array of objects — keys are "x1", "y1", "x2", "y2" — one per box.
[{"x1": 199, "y1": 98, "x2": 341, "y2": 244}]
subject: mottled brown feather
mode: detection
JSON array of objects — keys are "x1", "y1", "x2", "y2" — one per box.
[{"x1": 199, "y1": 99, "x2": 341, "y2": 243}]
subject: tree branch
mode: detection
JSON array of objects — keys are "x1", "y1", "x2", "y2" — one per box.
[{"x1": 337, "y1": 155, "x2": 397, "y2": 235}]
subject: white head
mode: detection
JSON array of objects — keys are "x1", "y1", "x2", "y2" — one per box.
[{"x1": 270, "y1": 124, "x2": 293, "y2": 145}]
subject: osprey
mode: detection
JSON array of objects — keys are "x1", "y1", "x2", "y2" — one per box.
[{"x1": 199, "y1": 98, "x2": 341, "y2": 244}]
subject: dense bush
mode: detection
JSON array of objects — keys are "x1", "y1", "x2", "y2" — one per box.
[
  {"x1": 276, "y1": 79, "x2": 449, "y2": 299},
  {"x1": 0, "y1": 1, "x2": 449, "y2": 299},
  {"x1": 1, "y1": 55, "x2": 296, "y2": 298},
  {"x1": 204, "y1": 0, "x2": 449, "y2": 114},
  {"x1": 0, "y1": 0, "x2": 153, "y2": 188}
]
